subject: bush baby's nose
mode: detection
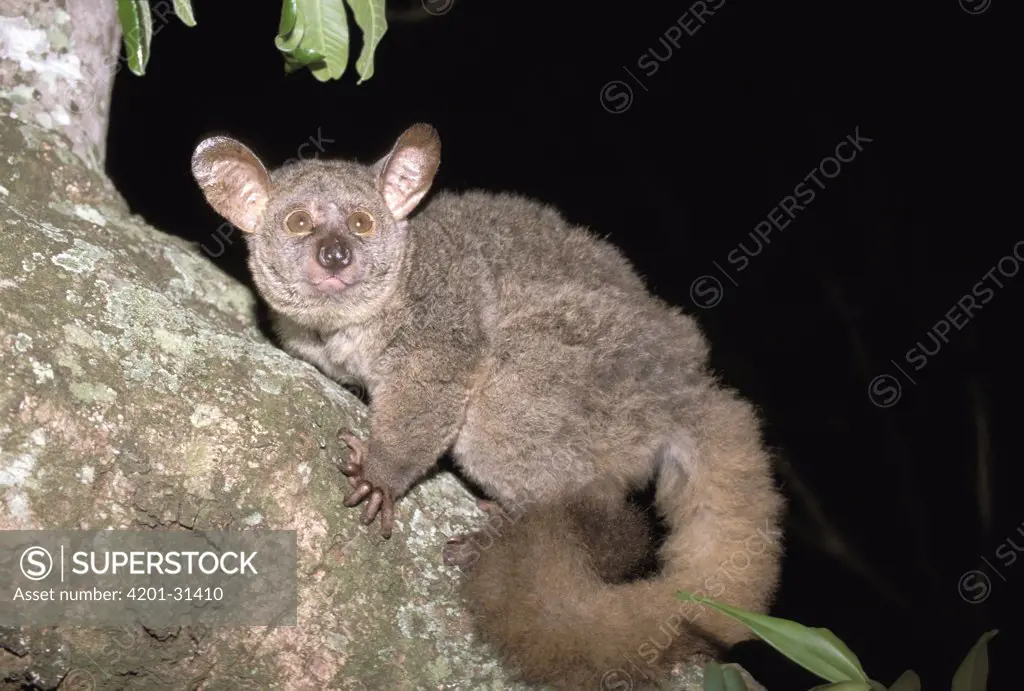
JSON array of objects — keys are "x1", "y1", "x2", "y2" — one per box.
[{"x1": 316, "y1": 235, "x2": 352, "y2": 271}]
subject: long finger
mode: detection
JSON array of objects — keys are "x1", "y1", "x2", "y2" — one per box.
[
  {"x1": 363, "y1": 490, "x2": 384, "y2": 524},
  {"x1": 380, "y1": 499, "x2": 395, "y2": 539},
  {"x1": 345, "y1": 482, "x2": 373, "y2": 507},
  {"x1": 338, "y1": 433, "x2": 366, "y2": 464}
]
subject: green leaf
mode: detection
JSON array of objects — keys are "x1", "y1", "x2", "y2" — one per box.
[
  {"x1": 276, "y1": 0, "x2": 325, "y2": 74},
  {"x1": 951, "y1": 630, "x2": 998, "y2": 691},
  {"x1": 117, "y1": 0, "x2": 152, "y2": 76},
  {"x1": 888, "y1": 670, "x2": 921, "y2": 691},
  {"x1": 304, "y1": 0, "x2": 349, "y2": 81},
  {"x1": 345, "y1": 0, "x2": 387, "y2": 83},
  {"x1": 173, "y1": 0, "x2": 197, "y2": 27},
  {"x1": 283, "y1": 45, "x2": 328, "y2": 74},
  {"x1": 676, "y1": 592, "x2": 870, "y2": 684},
  {"x1": 809, "y1": 683, "x2": 872, "y2": 691},
  {"x1": 276, "y1": 0, "x2": 302, "y2": 50},
  {"x1": 721, "y1": 664, "x2": 750, "y2": 691},
  {"x1": 703, "y1": 661, "x2": 726, "y2": 691},
  {"x1": 275, "y1": 0, "x2": 351, "y2": 80},
  {"x1": 275, "y1": 0, "x2": 348, "y2": 81},
  {"x1": 139, "y1": 0, "x2": 153, "y2": 59},
  {"x1": 704, "y1": 663, "x2": 751, "y2": 691}
]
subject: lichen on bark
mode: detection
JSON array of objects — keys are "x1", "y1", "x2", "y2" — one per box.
[{"x1": 0, "y1": 0, "x2": 120, "y2": 174}]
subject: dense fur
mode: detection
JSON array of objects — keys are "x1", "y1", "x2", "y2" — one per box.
[{"x1": 191, "y1": 124, "x2": 785, "y2": 688}]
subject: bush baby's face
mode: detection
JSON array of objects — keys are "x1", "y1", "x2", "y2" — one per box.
[{"x1": 190, "y1": 124, "x2": 441, "y2": 330}]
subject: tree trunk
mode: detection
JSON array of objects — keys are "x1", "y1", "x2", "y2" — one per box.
[
  {"x1": 0, "y1": 3, "x2": 764, "y2": 688},
  {"x1": 0, "y1": 0, "x2": 119, "y2": 173}
]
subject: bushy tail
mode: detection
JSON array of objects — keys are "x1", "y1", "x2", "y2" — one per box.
[{"x1": 459, "y1": 397, "x2": 785, "y2": 689}]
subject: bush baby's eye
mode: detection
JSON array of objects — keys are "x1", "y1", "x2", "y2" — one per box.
[
  {"x1": 348, "y1": 210, "x2": 375, "y2": 237},
  {"x1": 284, "y1": 209, "x2": 314, "y2": 237}
]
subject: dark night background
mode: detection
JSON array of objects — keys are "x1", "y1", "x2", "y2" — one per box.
[{"x1": 105, "y1": 1, "x2": 1016, "y2": 688}]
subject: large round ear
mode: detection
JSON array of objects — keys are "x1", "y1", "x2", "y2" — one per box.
[
  {"x1": 375, "y1": 123, "x2": 441, "y2": 220},
  {"x1": 191, "y1": 136, "x2": 271, "y2": 233}
]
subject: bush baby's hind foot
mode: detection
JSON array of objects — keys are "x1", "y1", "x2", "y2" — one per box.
[
  {"x1": 442, "y1": 500, "x2": 503, "y2": 570},
  {"x1": 442, "y1": 534, "x2": 480, "y2": 570}
]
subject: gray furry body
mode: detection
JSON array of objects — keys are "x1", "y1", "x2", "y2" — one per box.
[
  {"x1": 274, "y1": 186, "x2": 710, "y2": 504},
  {"x1": 192, "y1": 124, "x2": 784, "y2": 688}
]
